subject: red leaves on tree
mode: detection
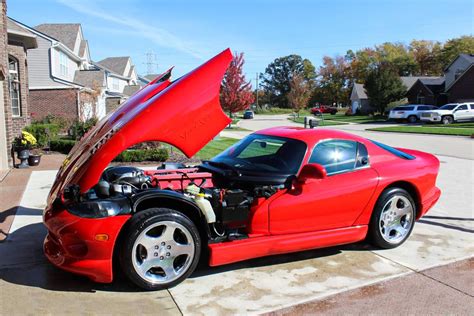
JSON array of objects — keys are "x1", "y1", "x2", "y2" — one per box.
[{"x1": 220, "y1": 52, "x2": 255, "y2": 116}]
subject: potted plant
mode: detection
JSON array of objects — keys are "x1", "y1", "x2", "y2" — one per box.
[
  {"x1": 28, "y1": 148, "x2": 42, "y2": 166},
  {"x1": 13, "y1": 131, "x2": 37, "y2": 168}
]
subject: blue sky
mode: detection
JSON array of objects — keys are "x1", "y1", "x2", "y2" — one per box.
[{"x1": 8, "y1": 0, "x2": 474, "y2": 84}]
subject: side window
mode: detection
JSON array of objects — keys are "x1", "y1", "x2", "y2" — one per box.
[
  {"x1": 457, "y1": 105, "x2": 468, "y2": 110},
  {"x1": 470, "y1": 104, "x2": 474, "y2": 110},
  {"x1": 418, "y1": 106, "x2": 429, "y2": 111},
  {"x1": 309, "y1": 140, "x2": 358, "y2": 175}
]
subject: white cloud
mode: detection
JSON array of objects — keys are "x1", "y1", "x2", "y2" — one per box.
[{"x1": 56, "y1": 0, "x2": 206, "y2": 60}]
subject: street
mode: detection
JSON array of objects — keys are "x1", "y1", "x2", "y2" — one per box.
[{"x1": 1, "y1": 115, "x2": 473, "y2": 315}]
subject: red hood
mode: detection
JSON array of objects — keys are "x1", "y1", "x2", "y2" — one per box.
[{"x1": 49, "y1": 49, "x2": 232, "y2": 202}]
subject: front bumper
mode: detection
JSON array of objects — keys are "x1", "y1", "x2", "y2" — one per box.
[
  {"x1": 420, "y1": 116, "x2": 441, "y2": 122},
  {"x1": 43, "y1": 205, "x2": 130, "y2": 283}
]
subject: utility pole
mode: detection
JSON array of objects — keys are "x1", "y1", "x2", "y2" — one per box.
[
  {"x1": 144, "y1": 50, "x2": 158, "y2": 75},
  {"x1": 255, "y1": 72, "x2": 259, "y2": 108}
]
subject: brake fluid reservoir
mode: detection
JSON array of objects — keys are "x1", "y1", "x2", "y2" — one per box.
[{"x1": 194, "y1": 194, "x2": 216, "y2": 223}]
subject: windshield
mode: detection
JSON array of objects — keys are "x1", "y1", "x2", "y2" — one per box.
[
  {"x1": 211, "y1": 134, "x2": 307, "y2": 174},
  {"x1": 439, "y1": 104, "x2": 457, "y2": 110}
]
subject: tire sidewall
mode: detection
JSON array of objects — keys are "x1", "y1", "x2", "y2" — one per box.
[
  {"x1": 369, "y1": 188, "x2": 416, "y2": 249},
  {"x1": 120, "y1": 208, "x2": 201, "y2": 290}
]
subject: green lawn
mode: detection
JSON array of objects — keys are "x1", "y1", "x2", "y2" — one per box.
[
  {"x1": 367, "y1": 126, "x2": 474, "y2": 136},
  {"x1": 195, "y1": 137, "x2": 239, "y2": 160},
  {"x1": 317, "y1": 113, "x2": 387, "y2": 123}
]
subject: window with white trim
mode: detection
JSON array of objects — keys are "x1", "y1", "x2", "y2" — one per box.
[
  {"x1": 59, "y1": 51, "x2": 68, "y2": 76},
  {"x1": 8, "y1": 56, "x2": 21, "y2": 117},
  {"x1": 111, "y1": 77, "x2": 119, "y2": 91}
]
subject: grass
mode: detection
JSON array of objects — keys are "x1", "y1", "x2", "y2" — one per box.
[
  {"x1": 225, "y1": 126, "x2": 251, "y2": 131},
  {"x1": 367, "y1": 125, "x2": 474, "y2": 136},
  {"x1": 195, "y1": 137, "x2": 239, "y2": 160},
  {"x1": 318, "y1": 113, "x2": 387, "y2": 123}
]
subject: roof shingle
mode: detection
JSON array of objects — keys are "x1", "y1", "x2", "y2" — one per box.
[
  {"x1": 97, "y1": 57, "x2": 130, "y2": 76},
  {"x1": 35, "y1": 23, "x2": 80, "y2": 51}
]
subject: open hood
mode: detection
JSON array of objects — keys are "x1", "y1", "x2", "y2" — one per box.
[{"x1": 49, "y1": 49, "x2": 232, "y2": 200}]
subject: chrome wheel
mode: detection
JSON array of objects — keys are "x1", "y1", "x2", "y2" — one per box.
[
  {"x1": 379, "y1": 195, "x2": 414, "y2": 244},
  {"x1": 132, "y1": 221, "x2": 195, "y2": 284}
]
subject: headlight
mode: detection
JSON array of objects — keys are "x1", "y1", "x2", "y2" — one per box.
[{"x1": 67, "y1": 195, "x2": 131, "y2": 218}]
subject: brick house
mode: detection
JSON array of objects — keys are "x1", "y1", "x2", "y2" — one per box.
[
  {"x1": 0, "y1": 3, "x2": 37, "y2": 170},
  {"x1": 406, "y1": 54, "x2": 474, "y2": 105}
]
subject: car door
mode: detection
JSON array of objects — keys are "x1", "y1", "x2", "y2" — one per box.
[
  {"x1": 269, "y1": 140, "x2": 379, "y2": 235},
  {"x1": 453, "y1": 104, "x2": 469, "y2": 121},
  {"x1": 469, "y1": 104, "x2": 474, "y2": 120}
]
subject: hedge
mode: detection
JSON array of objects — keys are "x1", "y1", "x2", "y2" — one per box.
[
  {"x1": 50, "y1": 139, "x2": 76, "y2": 154},
  {"x1": 113, "y1": 148, "x2": 169, "y2": 162},
  {"x1": 24, "y1": 123, "x2": 60, "y2": 147}
]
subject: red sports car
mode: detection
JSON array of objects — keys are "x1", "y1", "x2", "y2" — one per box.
[{"x1": 43, "y1": 49, "x2": 441, "y2": 290}]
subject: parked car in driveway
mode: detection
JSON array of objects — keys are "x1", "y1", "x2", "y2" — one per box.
[
  {"x1": 388, "y1": 105, "x2": 437, "y2": 123},
  {"x1": 243, "y1": 110, "x2": 254, "y2": 119},
  {"x1": 420, "y1": 103, "x2": 474, "y2": 124},
  {"x1": 42, "y1": 49, "x2": 441, "y2": 291},
  {"x1": 310, "y1": 105, "x2": 338, "y2": 115}
]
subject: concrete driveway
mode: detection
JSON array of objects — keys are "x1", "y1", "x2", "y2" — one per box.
[{"x1": 1, "y1": 115, "x2": 473, "y2": 315}]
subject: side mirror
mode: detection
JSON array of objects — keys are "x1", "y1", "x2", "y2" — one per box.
[{"x1": 297, "y1": 163, "x2": 327, "y2": 183}]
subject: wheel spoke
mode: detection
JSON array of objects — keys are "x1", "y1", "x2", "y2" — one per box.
[
  {"x1": 160, "y1": 225, "x2": 176, "y2": 242},
  {"x1": 139, "y1": 258, "x2": 161, "y2": 274},
  {"x1": 172, "y1": 242, "x2": 194, "y2": 256},
  {"x1": 139, "y1": 234, "x2": 159, "y2": 250},
  {"x1": 161, "y1": 259, "x2": 177, "y2": 278}
]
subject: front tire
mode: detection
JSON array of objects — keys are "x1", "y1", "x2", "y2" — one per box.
[
  {"x1": 442, "y1": 115, "x2": 454, "y2": 125},
  {"x1": 368, "y1": 188, "x2": 416, "y2": 249},
  {"x1": 119, "y1": 208, "x2": 201, "y2": 290}
]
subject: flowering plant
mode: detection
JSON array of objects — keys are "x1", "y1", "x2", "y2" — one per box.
[{"x1": 13, "y1": 131, "x2": 37, "y2": 150}]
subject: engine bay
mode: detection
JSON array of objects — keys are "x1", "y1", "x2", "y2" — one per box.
[{"x1": 79, "y1": 164, "x2": 287, "y2": 242}]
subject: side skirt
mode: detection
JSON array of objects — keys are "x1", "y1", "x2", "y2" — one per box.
[{"x1": 208, "y1": 225, "x2": 368, "y2": 266}]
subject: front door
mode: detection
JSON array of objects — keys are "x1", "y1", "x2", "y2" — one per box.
[{"x1": 269, "y1": 140, "x2": 379, "y2": 234}]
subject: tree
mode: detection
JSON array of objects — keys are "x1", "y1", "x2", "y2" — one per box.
[
  {"x1": 409, "y1": 40, "x2": 443, "y2": 75},
  {"x1": 287, "y1": 73, "x2": 311, "y2": 117},
  {"x1": 375, "y1": 42, "x2": 417, "y2": 76},
  {"x1": 312, "y1": 55, "x2": 351, "y2": 106},
  {"x1": 439, "y1": 36, "x2": 474, "y2": 68},
  {"x1": 220, "y1": 52, "x2": 254, "y2": 121},
  {"x1": 260, "y1": 55, "x2": 315, "y2": 108},
  {"x1": 364, "y1": 64, "x2": 407, "y2": 114}
]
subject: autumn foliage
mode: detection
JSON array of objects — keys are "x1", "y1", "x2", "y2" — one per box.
[{"x1": 220, "y1": 52, "x2": 254, "y2": 118}]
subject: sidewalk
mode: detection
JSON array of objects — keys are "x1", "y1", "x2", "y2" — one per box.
[
  {"x1": 0, "y1": 153, "x2": 65, "y2": 241},
  {"x1": 267, "y1": 258, "x2": 473, "y2": 315}
]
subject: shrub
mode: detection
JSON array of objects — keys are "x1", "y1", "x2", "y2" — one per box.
[
  {"x1": 24, "y1": 123, "x2": 60, "y2": 147},
  {"x1": 69, "y1": 118, "x2": 98, "y2": 140},
  {"x1": 113, "y1": 148, "x2": 169, "y2": 162},
  {"x1": 34, "y1": 115, "x2": 70, "y2": 132},
  {"x1": 50, "y1": 139, "x2": 76, "y2": 154}
]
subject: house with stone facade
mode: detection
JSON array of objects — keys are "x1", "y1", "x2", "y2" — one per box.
[{"x1": 0, "y1": 5, "x2": 37, "y2": 170}]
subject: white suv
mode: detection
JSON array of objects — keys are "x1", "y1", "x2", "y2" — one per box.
[
  {"x1": 388, "y1": 105, "x2": 437, "y2": 123},
  {"x1": 420, "y1": 103, "x2": 474, "y2": 124}
]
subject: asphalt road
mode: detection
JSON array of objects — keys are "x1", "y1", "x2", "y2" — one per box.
[{"x1": 1, "y1": 114, "x2": 472, "y2": 315}]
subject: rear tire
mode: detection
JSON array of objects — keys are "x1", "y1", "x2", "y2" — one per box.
[
  {"x1": 368, "y1": 188, "x2": 416, "y2": 249},
  {"x1": 407, "y1": 115, "x2": 417, "y2": 123},
  {"x1": 119, "y1": 208, "x2": 201, "y2": 290},
  {"x1": 442, "y1": 115, "x2": 454, "y2": 125}
]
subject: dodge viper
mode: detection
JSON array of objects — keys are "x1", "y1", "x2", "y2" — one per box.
[{"x1": 43, "y1": 49, "x2": 441, "y2": 290}]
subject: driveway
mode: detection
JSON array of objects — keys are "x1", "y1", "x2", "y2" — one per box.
[{"x1": 1, "y1": 115, "x2": 473, "y2": 315}]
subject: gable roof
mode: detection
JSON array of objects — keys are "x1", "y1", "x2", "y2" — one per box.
[
  {"x1": 446, "y1": 63, "x2": 474, "y2": 92},
  {"x1": 444, "y1": 53, "x2": 474, "y2": 71},
  {"x1": 73, "y1": 69, "x2": 105, "y2": 88},
  {"x1": 400, "y1": 76, "x2": 443, "y2": 90},
  {"x1": 7, "y1": 17, "x2": 38, "y2": 49},
  {"x1": 97, "y1": 57, "x2": 130, "y2": 76},
  {"x1": 352, "y1": 83, "x2": 368, "y2": 99},
  {"x1": 35, "y1": 23, "x2": 80, "y2": 51}
]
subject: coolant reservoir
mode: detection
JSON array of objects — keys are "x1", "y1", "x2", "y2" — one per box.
[{"x1": 194, "y1": 194, "x2": 216, "y2": 223}]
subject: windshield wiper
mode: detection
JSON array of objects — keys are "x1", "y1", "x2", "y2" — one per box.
[{"x1": 202, "y1": 160, "x2": 241, "y2": 176}]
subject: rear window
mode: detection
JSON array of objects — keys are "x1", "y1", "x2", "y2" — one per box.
[
  {"x1": 370, "y1": 140, "x2": 415, "y2": 160},
  {"x1": 393, "y1": 106, "x2": 414, "y2": 111}
]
